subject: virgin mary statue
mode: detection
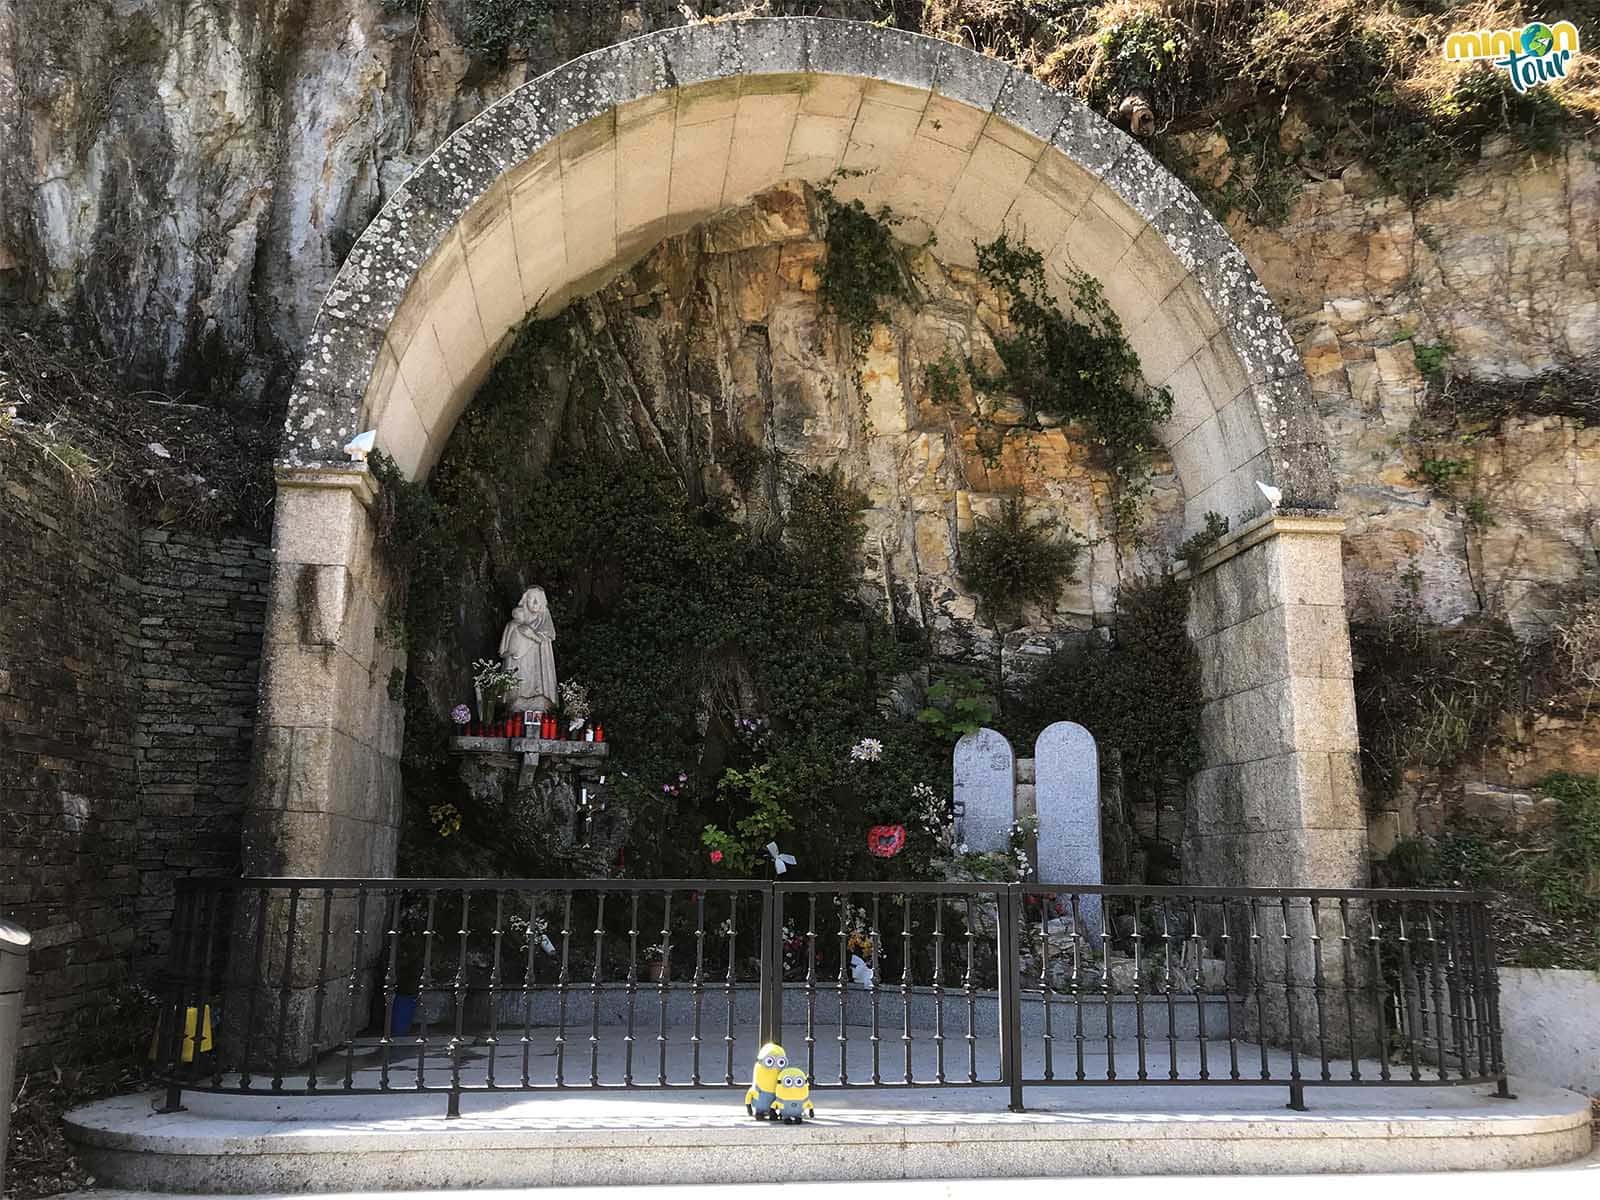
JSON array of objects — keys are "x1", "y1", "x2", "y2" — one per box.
[{"x1": 499, "y1": 586, "x2": 557, "y2": 712}]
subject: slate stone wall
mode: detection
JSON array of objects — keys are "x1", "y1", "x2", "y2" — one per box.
[
  {"x1": 0, "y1": 449, "x2": 144, "y2": 1062},
  {"x1": 0, "y1": 447, "x2": 267, "y2": 1065},
  {"x1": 135, "y1": 531, "x2": 270, "y2": 965}
]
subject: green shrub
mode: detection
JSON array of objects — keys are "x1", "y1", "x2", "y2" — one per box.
[
  {"x1": 720, "y1": 432, "x2": 767, "y2": 494},
  {"x1": 1414, "y1": 455, "x2": 1471, "y2": 495},
  {"x1": 1093, "y1": 10, "x2": 1192, "y2": 111},
  {"x1": 1177, "y1": 511, "x2": 1229, "y2": 571},
  {"x1": 917, "y1": 672, "x2": 997, "y2": 743},
  {"x1": 701, "y1": 763, "x2": 793, "y2": 876},
  {"x1": 1462, "y1": 496, "x2": 1495, "y2": 529},
  {"x1": 925, "y1": 350, "x2": 965, "y2": 408},
  {"x1": 1010, "y1": 574, "x2": 1201, "y2": 803},
  {"x1": 461, "y1": 0, "x2": 550, "y2": 65},
  {"x1": 958, "y1": 496, "x2": 1082, "y2": 620},
  {"x1": 1375, "y1": 776, "x2": 1600, "y2": 966},
  {"x1": 1534, "y1": 773, "x2": 1600, "y2": 915},
  {"x1": 1380, "y1": 836, "x2": 1436, "y2": 887},
  {"x1": 1351, "y1": 612, "x2": 1531, "y2": 797},
  {"x1": 1413, "y1": 340, "x2": 1452, "y2": 381}
]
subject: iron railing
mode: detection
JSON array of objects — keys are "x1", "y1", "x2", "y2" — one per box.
[{"x1": 154, "y1": 878, "x2": 1510, "y2": 1116}]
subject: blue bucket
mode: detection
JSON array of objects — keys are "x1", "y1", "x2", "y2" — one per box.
[{"x1": 390, "y1": 994, "x2": 418, "y2": 1036}]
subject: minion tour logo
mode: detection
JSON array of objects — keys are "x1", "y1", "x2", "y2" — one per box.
[{"x1": 1444, "y1": 20, "x2": 1581, "y2": 92}]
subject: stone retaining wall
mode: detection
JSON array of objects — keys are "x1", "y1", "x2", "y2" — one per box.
[
  {"x1": 0, "y1": 448, "x2": 268, "y2": 1065},
  {"x1": 1499, "y1": 967, "x2": 1600, "y2": 1097},
  {"x1": 0, "y1": 448, "x2": 143, "y2": 1063},
  {"x1": 135, "y1": 531, "x2": 270, "y2": 965}
]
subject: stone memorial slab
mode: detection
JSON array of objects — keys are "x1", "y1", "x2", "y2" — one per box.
[
  {"x1": 1034, "y1": 721, "x2": 1103, "y2": 942},
  {"x1": 953, "y1": 728, "x2": 1015, "y2": 854}
]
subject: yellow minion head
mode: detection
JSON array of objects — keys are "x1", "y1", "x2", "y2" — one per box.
[
  {"x1": 774, "y1": 1067, "x2": 810, "y2": 1102},
  {"x1": 752, "y1": 1042, "x2": 787, "y2": 1092}
]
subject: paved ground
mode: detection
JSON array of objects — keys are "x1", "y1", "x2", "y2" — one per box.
[
  {"x1": 200, "y1": 1019, "x2": 1476, "y2": 1093},
  {"x1": 74, "y1": 1144, "x2": 1600, "y2": 1199}
]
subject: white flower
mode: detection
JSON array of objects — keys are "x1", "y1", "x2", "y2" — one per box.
[
  {"x1": 850, "y1": 737, "x2": 884, "y2": 763},
  {"x1": 559, "y1": 679, "x2": 592, "y2": 720},
  {"x1": 910, "y1": 781, "x2": 951, "y2": 838},
  {"x1": 958, "y1": 843, "x2": 969, "y2": 855}
]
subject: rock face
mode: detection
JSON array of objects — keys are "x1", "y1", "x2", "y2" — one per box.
[
  {"x1": 1227, "y1": 135, "x2": 1600, "y2": 847},
  {"x1": 1234, "y1": 137, "x2": 1600, "y2": 634},
  {"x1": 4, "y1": 4, "x2": 1593, "y2": 640},
  {"x1": 0, "y1": 1, "x2": 883, "y2": 400},
  {"x1": 451, "y1": 181, "x2": 1170, "y2": 695}
]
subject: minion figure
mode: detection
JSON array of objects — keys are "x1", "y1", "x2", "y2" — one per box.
[
  {"x1": 745, "y1": 1042, "x2": 787, "y2": 1119},
  {"x1": 770, "y1": 1067, "x2": 814, "y2": 1123}
]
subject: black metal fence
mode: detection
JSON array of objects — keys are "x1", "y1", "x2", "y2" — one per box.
[{"x1": 154, "y1": 878, "x2": 1510, "y2": 1116}]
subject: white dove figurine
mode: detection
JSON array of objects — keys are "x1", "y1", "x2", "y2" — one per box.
[
  {"x1": 850, "y1": 954, "x2": 876, "y2": 989},
  {"x1": 344, "y1": 430, "x2": 378, "y2": 463}
]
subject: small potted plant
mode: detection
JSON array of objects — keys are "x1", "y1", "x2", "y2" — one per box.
[
  {"x1": 644, "y1": 943, "x2": 669, "y2": 983},
  {"x1": 558, "y1": 679, "x2": 592, "y2": 739},
  {"x1": 450, "y1": 703, "x2": 471, "y2": 735},
  {"x1": 472, "y1": 659, "x2": 521, "y2": 731}
]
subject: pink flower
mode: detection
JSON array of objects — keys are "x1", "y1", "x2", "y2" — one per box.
[
  {"x1": 709, "y1": 850, "x2": 724, "y2": 864},
  {"x1": 678, "y1": 773, "x2": 688, "y2": 782}
]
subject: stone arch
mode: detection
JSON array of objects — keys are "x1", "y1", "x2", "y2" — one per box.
[
  {"x1": 255, "y1": 18, "x2": 1364, "y2": 893},
  {"x1": 285, "y1": 17, "x2": 1332, "y2": 521}
]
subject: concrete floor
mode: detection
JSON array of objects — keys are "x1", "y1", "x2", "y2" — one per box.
[{"x1": 198, "y1": 1018, "x2": 1460, "y2": 1093}]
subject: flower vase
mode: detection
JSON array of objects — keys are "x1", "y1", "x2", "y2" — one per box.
[{"x1": 649, "y1": 961, "x2": 670, "y2": 983}]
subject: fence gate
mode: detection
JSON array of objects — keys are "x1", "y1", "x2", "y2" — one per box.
[{"x1": 156, "y1": 877, "x2": 1510, "y2": 1115}]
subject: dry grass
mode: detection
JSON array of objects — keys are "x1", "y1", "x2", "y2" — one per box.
[
  {"x1": 4, "y1": 987, "x2": 158, "y2": 1200},
  {"x1": 1553, "y1": 596, "x2": 1600, "y2": 693},
  {"x1": 922, "y1": 1, "x2": 1597, "y2": 191},
  {"x1": 0, "y1": 318, "x2": 275, "y2": 534}
]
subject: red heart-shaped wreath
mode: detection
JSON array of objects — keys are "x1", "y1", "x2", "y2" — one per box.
[{"x1": 867, "y1": 824, "x2": 906, "y2": 858}]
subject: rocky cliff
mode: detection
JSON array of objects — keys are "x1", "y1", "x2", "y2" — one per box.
[{"x1": 0, "y1": 1, "x2": 886, "y2": 402}]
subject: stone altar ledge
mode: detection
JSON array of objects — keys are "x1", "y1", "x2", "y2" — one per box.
[{"x1": 449, "y1": 736, "x2": 610, "y2": 758}]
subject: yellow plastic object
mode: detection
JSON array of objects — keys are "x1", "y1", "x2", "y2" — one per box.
[{"x1": 149, "y1": 1005, "x2": 213, "y2": 1063}]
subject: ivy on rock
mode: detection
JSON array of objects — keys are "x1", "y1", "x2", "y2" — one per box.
[
  {"x1": 970, "y1": 232, "x2": 1173, "y2": 531},
  {"x1": 816, "y1": 183, "x2": 913, "y2": 352}
]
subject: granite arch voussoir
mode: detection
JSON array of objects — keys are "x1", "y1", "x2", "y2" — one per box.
[{"x1": 281, "y1": 16, "x2": 1334, "y2": 517}]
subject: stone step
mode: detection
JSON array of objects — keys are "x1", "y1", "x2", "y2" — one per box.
[{"x1": 65, "y1": 1077, "x2": 1592, "y2": 1191}]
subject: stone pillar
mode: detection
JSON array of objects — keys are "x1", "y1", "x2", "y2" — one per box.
[
  {"x1": 1182, "y1": 513, "x2": 1366, "y2": 889},
  {"x1": 235, "y1": 467, "x2": 405, "y2": 1064},
  {"x1": 244, "y1": 467, "x2": 404, "y2": 878},
  {"x1": 1181, "y1": 514, "x2": 1370, "y2": 1060}
]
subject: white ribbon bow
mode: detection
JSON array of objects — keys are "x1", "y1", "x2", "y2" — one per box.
[{"x1": 765, "y1": 842, "x2": 797, "y2": 875}]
